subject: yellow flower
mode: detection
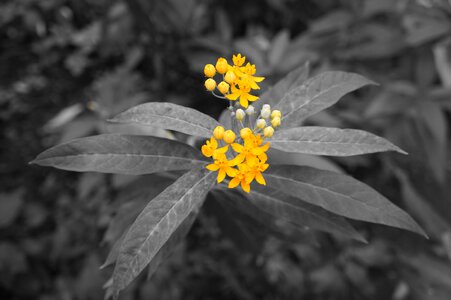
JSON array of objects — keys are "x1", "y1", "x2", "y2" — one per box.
[
  {"x1": 201, "y1": 137, "x2": 228, "y2": 157},
  {"x1": 232, "y1": 53, "x2": 246, "y2": 67},
  {"x1": 223, "y1": 130, "x2": 236, "y2": 144},
  {"x1": 205, "y1": 78, "x2": 216, "y2": 91},
  {"x1": 215, "y1": 57, "x2": 228, "y2": 74},
  {"x1": 213, "y1": 126, "x2": 225, "y2": 140},
  {"x1": 246, "y1": 156, "x2": 269, "y2": 186},
  {"x1": 231, "y1": 134, "x2": 270, "y2": 162},
  {"x1": 240, "y1": 63, "x2": 265, "y2": 90},
  {"x1": 204, "y1": 64, "x2": 216, "y2": 77},
  {"x1": 225, "y1": 81, "x2": 259, "y2": 108},
  {"x1": 217, "y1": 81, "x2": 230, "y2": 94},
  {"x1": 228, "y1": 163, "x2": 251, "y2": 193},
  {"x1": 206, "y1": 153, "x2": 242, "y2": 183}
]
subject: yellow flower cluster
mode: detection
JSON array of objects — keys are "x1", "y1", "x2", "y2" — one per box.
[
  {"x1": 201, "y1": 125, "x2": 270, "y2": 193},
  {"x1": 203, "y1": 54, "x2": 265, "y2": 108}
]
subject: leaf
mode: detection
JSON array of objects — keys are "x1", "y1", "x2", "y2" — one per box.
[
  {"x1": 264, "y1": 165, "x2": 426, "y2": 236},
  {"x1": 269, "y1": 127, "x2": 406, "y2": 156},
  {"x1": 247, "y1": 185, "x2": 366, "y2": 242},
  {"x1": 146, "y1": 206, "x2": 198, "y2": 279},
  {"x1": 31, "y1": 134, "x2": 207, "y2": 175},
  {"x1": 112, "y1": 168, "x2": 216, "y2": 296},
  {"x1": 256, "y1": 62, "x2": 310, "y2": 110},
  {"x1": 275, "y1": 71, "x2": 376, "y2": 128},
  {"x1": 108, "y1": 102, "x2": 220, "y2": 138}
]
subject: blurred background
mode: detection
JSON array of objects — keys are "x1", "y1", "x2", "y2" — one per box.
[{"x1": 1, "y1": 0, "x2": 451, "y2": 299}]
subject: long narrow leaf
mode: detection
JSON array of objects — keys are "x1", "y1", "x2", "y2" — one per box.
[
  {"x1": 112, "y1": 168, "x2": 215, "y2": 296},
  {"x1": 275, "y1": 71, "x2": 376, "y2": 128},
  {"x1": 269, "y1": 127, "x2": 406, "y2": 156},
  {"x1": 109, "y1": 102, "x2": 220, "y2": 138},
  {"x1": 265, "y1": 165, "x2": 426, "y2": 236},
  {"x1": 247, "y1": 185, "x2": 366, "y2": 242},
  {"x1": 31, "y1": 134, "x2": 207, "y2": 175}
]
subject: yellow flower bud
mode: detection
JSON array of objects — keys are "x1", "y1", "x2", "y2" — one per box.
[
  {"x1": 271, "y1": 110, "x2": 281, "y2": 119},
  {"x1": 223, "y1": 130, "x2": 236, "y2": 144},
  {"x1": 236, "y1": 109, "x2": 245, "y2": 121},
  {"x1": 205, "y1": 78, "x2": 216, "y2": 91},
  {"x1": 204, "y1": 64, "x2": 216, "y2": 77},
  {"x1": 217, "y1": 81, "x2": 230, "y2": 94},
  {"x1": 224, "y1": 71, "x2": 237, "y2": 83},
  {"x1": 213, "y1": 126, "x2": 225, "y2": 140},
  {"x1": 240, "y1": 127, "x2": 252, "y2": 139},
  {"x1": 263, "y1": 126, "x2": 274, "y2": 138},
  {"x1": 216, "y1": 57, "x2": 228, "y2": 74},
  {"x1": 261, "y1": 108, "x2": 271, "y2": 119},
  {"x1": 256, "y1": 119, "x2": 266, "y2": 129},
  {"x1": 271, "y1": 117, "x2": 281, "y2": 128}
]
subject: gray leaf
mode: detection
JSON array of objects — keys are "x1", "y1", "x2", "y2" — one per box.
[
  {"x1": 109, "y1": 102, "x2": 220, "y2": 138},
  {"x1": 31, "y1": 134, "x2": 207, "y2": 175},
  {"x1": 269, "y1": 127, "x2": 406, "y2": 156}
]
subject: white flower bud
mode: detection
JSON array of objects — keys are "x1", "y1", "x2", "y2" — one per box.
[
  {"x1": 236, "y1": 109, "x2": 245, "y2": 121},
  {"x1": 245, "y1": 105, "x2": 255, "y2": 115},
  {"x1": 262, "y1": 104, "x2": 271, "y2": 111},
  {"x1": 261, "y1": 108, "x2": 271, "y2": 119}
]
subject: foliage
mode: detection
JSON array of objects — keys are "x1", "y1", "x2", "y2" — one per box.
[{"x1": 2, "y1": 0, "x2": 451, "y2": 299}]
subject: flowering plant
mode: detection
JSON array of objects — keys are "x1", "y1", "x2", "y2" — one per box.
[{"x1": 32, "y1": 54, "x2": 425, "y2": 298}]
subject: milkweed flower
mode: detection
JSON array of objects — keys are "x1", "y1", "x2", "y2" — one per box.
[
  {"x1": 206, "y1": 153, "x2": 242, "y2": 183},
  {"x1": 201, "y1": 54, "x2": 280, "y2": 192},
  {"x1": 226, "y1": 81, "x2": 259, "y2": 108},
  {"x1": 203, "y1": 53, "x2": 264, "y2": 109}
]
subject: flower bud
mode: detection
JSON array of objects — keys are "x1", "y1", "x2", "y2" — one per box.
[
  {"x1": 262, "y1": 104, "x2": 271, "y2": 111},
  {"x1": 205, "y1": 78, "x2": 216, "y2": 91},
  {"x1": 213, "y1": 126, "x2": 225, "y2": 140},
  {"x1": 245, "y1": 105, "x2": 255, "y2": 115},
  {"x1": 224, "y1": 71, "x2": 237, "y2": 83},
  {"x1": 217, "y1": 81, "x2": 230, "y2": 94},
  {"x1": 215, "y1": 57, "x2": 228, "y2": 74},
  {"x1": 263, "y1": 126, "x2": 274, "y2": 138},
  {"x1": 271, "y1": 109, "x2": 281, "y2": 119},
  {"x1": 240, "y1": 127, "x2": 252, "y2": 139},
  {"x1": 261, "y1": 108, "x2": 271, "y2": 119},
  {"x1": 256, "y1": 119, "x2": 266, "y2": 129},
  {"x1": 236, "y1": 109, "x2": 245, "y2": 121},
  {"x1": 223, "y1": 130, "x2": 236, "y2": 144},
  {"x1": 271, "y1": 117, "x2": 281, "y2": 128},
  {"x1": 204, "y1": 64, "x2": 216, "y2": 77}
]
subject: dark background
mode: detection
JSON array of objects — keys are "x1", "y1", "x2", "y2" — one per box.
[{"x1": 1, "y1": 0, "x2": 451, "y2": 299}]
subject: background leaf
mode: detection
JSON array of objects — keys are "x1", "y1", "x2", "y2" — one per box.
[
  {"x1": 265, "y1": 165, "x2": 426, "y2": 236},
  {"x1": 112, "y1": 168, "x2": 216, "y2": 295},
  {"x1": 269, "y1": 127, "x2": 406, "y2": 156},
  {"x1": 275, "y1": 71, "x2": 376, "y2": 128},
  {"x1": 31, "y1": 134, "x2": 207, "y2": 175},
  {"x1": 108, "y1": 102, "x2": 220, "y2": 138}
]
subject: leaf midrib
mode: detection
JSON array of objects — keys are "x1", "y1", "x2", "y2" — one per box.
[
  {"x1": 113, "y1": 111, "x2": 217, "y2": 135},
  {"x1": 35, "y1": 153, "x2": 208, "y2": 164}
]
